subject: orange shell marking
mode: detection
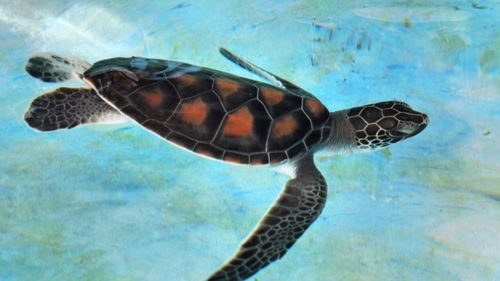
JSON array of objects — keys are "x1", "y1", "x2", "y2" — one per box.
[
  {"x1": 222, "y1": 106, "x2": 253, "y2": 138},
  {"x1": 272, "y1": 115, "x2": 298, "y2": 138},
  {"x1": 142, "y1": 90, "x2": 164, "y2": 108},
  {"x1": 250, "y1": 158, "x2": 262, "y2": 165},
  {"x1": 250, "y1": 155, "x2": 267, "y2": 165},
  {"x1": 177, "y1": 74, "x2": 197, "y2": 86},
  {"x1": 179, "y1": 97, "x2": 207, "y2": 125},
  {"x1": 260, "y1": 87, "x2": 284, "y2": 106},
  {"x1": 305, "y1": 99, "x2": 324, "y2": 117},
  {"x1": 215, "y1": 79, "x2": 241, "y2": 97}
]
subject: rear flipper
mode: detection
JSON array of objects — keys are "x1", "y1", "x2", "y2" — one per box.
[
  {"x1": 25, "y1": 87, "x2": 127, "y2": 131},
  {"x1": 25, "y1": 53, "x2": 91, "y2": 82}
]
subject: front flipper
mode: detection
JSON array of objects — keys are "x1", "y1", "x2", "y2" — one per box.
[
  {"x1": 219, "y1": 47, "x2": 315, "y2": 98},
  {"x1": 208, "y1": 154, "x2": 327, "y2": 281},
  {"x1": 25, "y1": 53, "x2": 91, "y2": 82},
  {"x1": 25, "y1": 87, "x2": 127, "y2": 131}
]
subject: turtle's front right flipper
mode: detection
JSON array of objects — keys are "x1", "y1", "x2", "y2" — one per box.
[
  {"x1": 219, "y1": 47, "x2": 316, "y2": 98},
  {"x1": 25, "y1": 54, "x2": 91, "y2": 82},
  {"x1": 25, "y1": 87, "x2": 127, "y2": 132},
  {"x1": 207, "y1": 154, "x2": 327, "y2": 281}
]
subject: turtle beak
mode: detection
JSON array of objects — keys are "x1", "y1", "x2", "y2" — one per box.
[
  {"x1": 388, "y1": 113, "x2": 428, "y2": 138},
  {"x1": 412, "y1": 113, "x2": 429, "y2": 136}
]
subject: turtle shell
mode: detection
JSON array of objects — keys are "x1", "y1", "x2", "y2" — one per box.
[{"x1": 84, "y1": 57, "x2": 331, "y2": 165}]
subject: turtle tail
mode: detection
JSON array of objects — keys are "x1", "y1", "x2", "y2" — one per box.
[
  {"x1": 25, "y1": 87, "x2": 126, "y2": 131},
  {"x1": 25, "y1": 53, "x2": 91, "y2": 83}
]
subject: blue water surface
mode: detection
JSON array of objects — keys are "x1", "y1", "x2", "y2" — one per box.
[{"x1": 0, "y1": 1, "x2": 499, "y2": 280}]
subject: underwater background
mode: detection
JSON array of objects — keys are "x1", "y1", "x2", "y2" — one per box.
[{"x1": 0, "y1": 1, "x2": 499, "y2": 280}]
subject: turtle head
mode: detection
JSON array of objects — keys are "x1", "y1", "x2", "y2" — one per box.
[
  {"x1": 323, "y1": 100, "x2": 428, "y2": 155},
  {"x1": 344, "y1": 101, "x2": 428, "y2": 151}
]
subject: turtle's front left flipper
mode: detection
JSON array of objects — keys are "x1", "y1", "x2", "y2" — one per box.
[
  {"x1": 25, "y1": 53, "x2": 91, "y2": 82},
  {"x1": 207, "y1": 154, "x2": 327, "y2": 281},
  {"x1": 25, "y1": 87, "x2": 127, "y2": 132}
]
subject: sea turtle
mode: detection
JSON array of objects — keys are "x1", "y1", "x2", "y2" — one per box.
[{"x1": 24, "y1": 48, "x2": 428, "y2": 281}]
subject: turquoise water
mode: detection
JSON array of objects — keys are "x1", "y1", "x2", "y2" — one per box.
[{"x1": 1, "y1": 1, "x2": 499, "y2": 280}]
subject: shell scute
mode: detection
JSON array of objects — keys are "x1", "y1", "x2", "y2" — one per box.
[
  {"x1": 268, "y1": 110, "x2": 311, "y2": 151},
  {"x1": 214, "y1": 78, "x2": 257, "y2": 111},
  {"x1": 260, "y1": 87, "x2": 285, "y2": 107},
  {"x1": 303, "y1": 98, "x2": 330, "y2": 128},
  {"x1": 214, "y1": 100, "x2": 271, "y2": 153},
  {"x1": 169, "y1": 74, "x2": 213, "y2": 99},
  {"x1": 177, "y1": 96, "x2": 207, "y2": 126},
  {"x1": 142, "y1": 119, "x2": 171, "y2": 138},
  {"x1": 250, "y1": 153, "x2": 270, "y2": 165},
  {"x1": 259, "y1": 88, "x2": 302, "y2": 118},
  {"x1": 221, "y1": 106, "x2": 254, "y2": 138},
  {"x1": 167, "y1": 91, "x2": 225, "y2": 142},
  {"x1": 269, "y1": 152, "x2": 287, "y2": 163},
  {"x1": 286, "y1": 142, "x2": 307, "y2": 159},
  {"x1": 305, "y1": 130, "x2": 322, "y2": 148},
  {"x1": 168, "y1": 131, "x2": 197, "y2": 150},
  {"x1": 194, "y1": 143, "x2": 224, "y2": 160},
  {"x1": 129, "y1": 81, "x2": 180, "y2": 119},
  {"x1": 223, "y1": 152, "x2": 250, "y2": 164}
]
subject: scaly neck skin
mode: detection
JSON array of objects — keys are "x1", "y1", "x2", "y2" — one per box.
[{"x1": 321, "y1": 110, "x2": 358, "y2": 155}]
